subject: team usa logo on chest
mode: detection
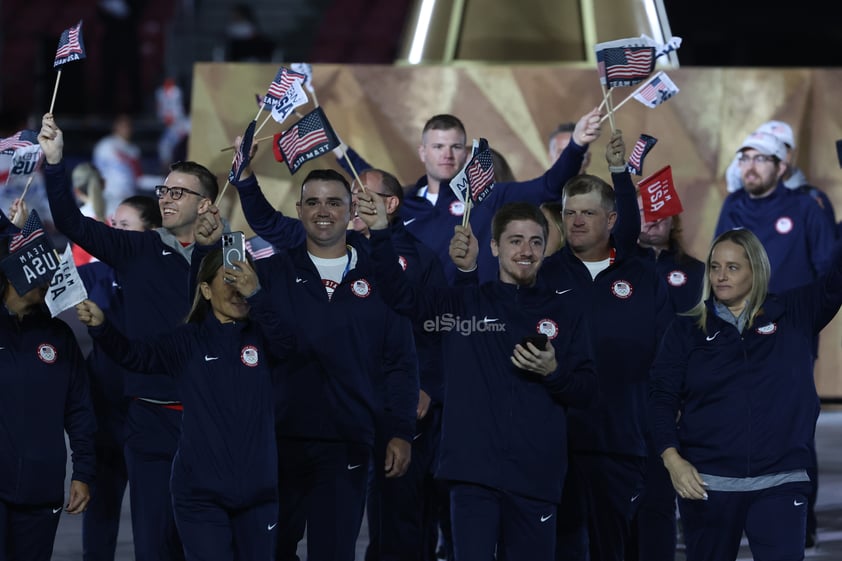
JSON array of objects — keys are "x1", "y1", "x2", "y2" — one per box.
[
  {"x1": 398, "y1": 255, "x2": 408, "y2": 271},
  {"x1": 775, "y1": 216, "x2": 793, "y2": 234},
  {"x1": 351, "y1": 279, "x2": 371, "y2": 298},
  {"x1": 449, "y1": 200, "x2": 465, "y2": 217},
  {"x1": 536, "y1": 319, "x2": 559, "y2": 340},
  {"x1": 611, "y1": 280, "x2": 633, "y2": 299},
  {"x1": 667, "y1": 270, "x2": 687, "y2": 287},
  {"x1": 37, "y1": 343, "x2": 58, "y2": 364},
  {"x1": 241, "y1": 345, "x2": 259, "y2": 367},
  {"x1": 755, "y1": 322, "x2": 777, "y2": 335}
]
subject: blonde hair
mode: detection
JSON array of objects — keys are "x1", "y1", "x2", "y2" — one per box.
[
  {"x1": 685, "y1": 229, "x2": 771, "y2": 333},
  {"x1": 72, "y1": 162, "x2": 106, "y2": 221}
]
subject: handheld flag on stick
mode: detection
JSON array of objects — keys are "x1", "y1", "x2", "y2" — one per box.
[
  {"x1": 229, "y1": 120, "x2": 256, "y2": 184},
  {"x1": 632, "y1": 72, "x2": 679, "y2": 108},
  {"x1": 0, "y1": 209, "x2": 59, "y2": 296},
  {"x1": 0, "y1": 130, "x2": 38, "y2": 155},
  {"x1": 51, "y1": 20, "x2": 87, "y2": 114},
  {"x1": 638, "y1": 165, "x2": 683, "y2": 222},
  {"x1": 217, "y1": 119, "x2": 257, "y2": 204},
  {"x1": 272, "y1": 107, "x2": 339, "y2": 174},
  {"x1": 45, "y1": 245, "x2": 88, "y2": 317},
  {"x1": 290, "y1": 63, "x2": 315, "y2": 94},
  {"x1": 627, "y1": 134, "x2": 658, "y2": 175},
  {"x1": 54, "y1": 20, "x2": 86, "y2": 67},
  {"x1": 595, "y1": 38, "x2": 655, "y2": 89},
  {"x1": 451, "y1": 139, "x2": 496, "y2": 227},
  {"x1": 257, "y1": 66, "x2": 309, "y2": 122},
  {"x1": 599, "y1": 71, "x2": 679, "y2": 124},
  {"x1": 594, "y1": 35, "x2": 682, "y2": 89}
]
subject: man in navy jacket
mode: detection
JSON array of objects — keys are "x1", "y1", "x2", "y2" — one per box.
[
  {"x1": 356, "y1": 194, "x2": 596, "y2": 561},
  {"x1": 540, "y1": 132, "x2": 673, "y2": 561},
  {"x1": 336, "y1": 108, "x2": 603, "y2": 283},
  {"x1": 39, "y1": 113, "x2": 218, "y2": 561},
  {"x1": 232, "y1": 163, "x2": 446, "y2": 561},
  {"x1": 215, "y1": 165, "x2": 419, "y2": 561}
]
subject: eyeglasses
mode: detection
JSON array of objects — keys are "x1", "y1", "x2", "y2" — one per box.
[
  {"x1": 737, "y1": 154, "x2": 777, "y2": 166},
  {"x1": 154, "y1": 185, "x2": 207, "y2": 200}
]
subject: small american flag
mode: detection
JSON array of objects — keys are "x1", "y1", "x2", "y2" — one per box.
[
  {"x1": 246, "y1": 236, "x2": 276, "y2": 260},
  {"x1": 467, "y1": 146, "x2": 495, "y2": 203},
  {"x1": 626, "y1": 133, "x2": 658, "y2": 176},
  {"x1": 54, "y1": 20, "x2": 87, "y2": 68},
  {"x1": 229, "y1": 120, "x2": 256, "y2": 183},
  {"x1": 275, "y1": 107, "x2": 339, "y2": 174},
  {"x1": 0, "y1": 130, "x2": 38, "y2": 155},
  {"x1": 9, "y1": 209, "x2": 46, "y2": 253},
  {"x1": 266, "y1": 67, "x2": 307, "y2": 101},
  {"x1": 633, "y1": 72, "x2": 679, "y2": 108}
]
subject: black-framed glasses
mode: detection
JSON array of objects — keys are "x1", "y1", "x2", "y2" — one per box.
[{"x1": 154, "y1": 185, "x2": 207, "y2": 200}]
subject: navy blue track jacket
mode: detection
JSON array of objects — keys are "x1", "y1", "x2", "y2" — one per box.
[
  {"x1": 214, "y1": 240, "x2": 420, "y2": 447},
  {"x1": 0, "y1": 310, "x2": 96, "y2": 505},
  {"x1": 45, "y1": 161, "x2": 191, "y2": 401},
  {"x1": 636, "y1": 245, "x2": 705, "y2": 315},
  {"x1": 88, "y1": 288, "x2": 290, "y2": 506},
  {"x1": 228, "y1": 175, "x2": 446, "y2": 404},
  {"x1": 368, "y1": 229, "x2": 597, "y2": 502},
  {"x1": 715, "y1": 182, "x2": 836, "y2": 293},
  {"x1": 650, "y1": 243, "x2": 842, "y2": 477},
  {"x1": 540, "y1": 171, "x2": 673, "y2": 457}
]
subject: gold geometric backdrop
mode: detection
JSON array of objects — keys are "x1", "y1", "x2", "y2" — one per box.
[{"x1": 190, "y1": 63, "x2": 842, "y2": 398}]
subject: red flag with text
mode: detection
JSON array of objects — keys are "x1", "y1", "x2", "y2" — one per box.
[{"x1": 638, "y1": 165, "x2": 682, "y2": 222}]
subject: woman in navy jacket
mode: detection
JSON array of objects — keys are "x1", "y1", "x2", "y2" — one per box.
[
  {"x1": 649, "y1": 228, "x2": 842, "y2": 561},
  {"x1": 0, "y1": 220, "x2": 96, "y2": 561},
  {"x1": 76, "y1": 248, "x2": 293, "y2": 561}
]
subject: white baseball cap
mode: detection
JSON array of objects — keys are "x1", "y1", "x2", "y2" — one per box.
[
  {"x1": 756, "y1": 120, "x2": 796, "y2": 149},
  {"x1": 737, "y1": 131, "x2": 787, "y2": 161}
]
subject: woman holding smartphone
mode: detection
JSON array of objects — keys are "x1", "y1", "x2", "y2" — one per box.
[{"x1": 76, "y1": 248, "x2": 293, "y2": 561}]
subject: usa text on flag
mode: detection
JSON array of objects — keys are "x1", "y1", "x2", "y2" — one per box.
[
  {"x1": 638, "y1": 165, "x2": 683, "y2": 222},
  {"x1": 0, "y1": 209, "x2": 58, "y2": 296},
  {"x1": 273, "y1": 107, "x2": 339, "y2": 174},
  {"x1": 627, "y1": 134, "x2": 658, "y2": 176},
  {"x1": 45, "y1": 245, "x2": 89, "y2": 318},
  {"x1": 54, "y1": 20, "x2": 87, "y2": 68},
  {"x1": 633, "y1": 72, "x2": 679, "y2": 108},
  {"x1": 0, "y1": 130, "x2": 38, "y2": 155}
]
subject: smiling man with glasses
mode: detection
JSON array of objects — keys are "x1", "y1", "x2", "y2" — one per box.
[{"x1": 38, "y1": 113, "x2": 219, "y2": 561}]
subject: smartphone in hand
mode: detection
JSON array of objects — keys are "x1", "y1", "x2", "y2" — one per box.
[
  {"x1": 520, "y1": 333, "x2": 548, "y2": 351},
  {"x1": 222, "y1": 231, "x2": 246, "y2": 271}
]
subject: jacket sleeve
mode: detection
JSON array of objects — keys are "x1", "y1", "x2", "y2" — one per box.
[
  {"x1": 494, "y1": 140, "x2": 587, "y2": 206},
  {"x1": 233, "y1": 173, "x2": 305, "y2": 249},
  {"x1": 804, "y1": 199, "x2": 836, "y2": 278},
  {"x1": 368, "y1": 229, "x2": 461, "y2": 322},
  {"x1": 610, "y1": 170, "x2": 641, "y2": 254},
  {"x1": 381, "y1": 309, "x2": 420, "y2": 442},
  {"x1": 541, "y1": 305, "x2": 597, "y2": 407},
  {"x1": 789, "y1": 240, "x2": 842, "y2": 333},
  {"x1": 247, "y1": 282, "x2": 297, "y2": 361},
  {"x1": 88, "y1": 319, "x2": 187, "y2": 376},
  {"x1": 63, "y1": 329, "x2": 97, "y2": 485},
  {"x1": 648, "y1": 318, "x2": 689, "y2": 456},
  {"x1": 44, "y1": 161, "x2": 146, "y2": 268}
]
